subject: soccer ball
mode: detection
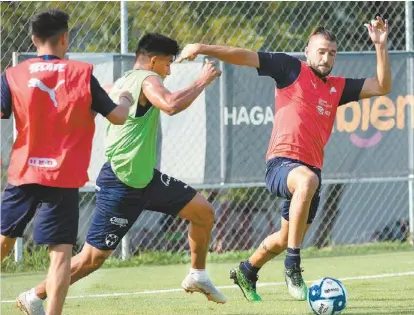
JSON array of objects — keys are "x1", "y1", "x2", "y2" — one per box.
[{"x1": 307, "y1": 277, "x2": 347, "y2": 315}]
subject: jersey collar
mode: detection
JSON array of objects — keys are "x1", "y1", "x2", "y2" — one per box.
[{"x1": 38, "y1": 55, "x2": 61, "y2": 60}]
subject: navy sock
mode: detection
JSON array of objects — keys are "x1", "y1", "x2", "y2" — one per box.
[
  {"x1": 284, "y1": 247, "x2": 301, "y2": 269},
  {"x1": 240, "y1": 260, "x2": 260, "y2": 281}
]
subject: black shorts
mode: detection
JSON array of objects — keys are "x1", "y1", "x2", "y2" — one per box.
[
  {"x1": 265, "y1": 157, "x2": 322, "y2": 224},
  {"x1": 86, "y1": 162, "x2": 197, "y2": 250},
  {"x1": 1, "y1": 184, "x2": 79, "y2": 245}
]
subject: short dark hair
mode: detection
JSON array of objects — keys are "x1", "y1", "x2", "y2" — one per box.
[
  {"x1": 31, "y1": 9, "x2": 69, "y2": 44},
  {"x1": 135, "y1": 33, "x2": 180, "y2": 58},
  {"x1": 309, "y1": 26, "x2": 337, "y2": 42}
]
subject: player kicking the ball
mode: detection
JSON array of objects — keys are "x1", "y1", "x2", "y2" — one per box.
[
  {"x1": 17, "y1": 32, "x2": 226, "y2": 315},
  {"x1": 177, "y1": 17, "x2": 391, "y2": 301}
]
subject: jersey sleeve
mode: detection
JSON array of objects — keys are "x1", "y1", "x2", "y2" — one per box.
[
  {"x1": 90, "y1": 75, "x2": 118, "y2": 117},
  {"x1": 256, "y1": 52, "x2": 301, "y2": 89},
  {"x1": 1, "y1": 73, "x2": 12, "y2": 119},
  {"x1": 339, "y1": 78, "x2": 366, "y2": 106}
]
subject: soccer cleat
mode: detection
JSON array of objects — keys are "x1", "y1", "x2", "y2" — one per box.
[
  {"x1": 284, "y1": 264, "x2": 308, "y2": 301},
  {"x1": 16, "y1": 291, "x2": 45, "y2": 315},
  {"x1": 230, "y1": 266, "x2": 262, "y2": 302},
  {"x1": 181, "y1": 274, "x2": 227, "y2": 304}
]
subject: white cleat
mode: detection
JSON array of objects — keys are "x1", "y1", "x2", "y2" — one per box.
[
  {"x1": 284, "y1": 266, "x2": 308, "y2": 301},
  {"x1": 16, "y1": 290, "x2": 45, "y2": 315},
  {"x1": 181, "y1": 274, "x2": 227, "y2": 304}
]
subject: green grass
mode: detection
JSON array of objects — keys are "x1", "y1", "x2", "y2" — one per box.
[
  {"x1": 2, "y1": 250, "x2": 414, "y2": 315},
  {"x1": 2, "y1": 242, "x2": 413, "y2": 272}
]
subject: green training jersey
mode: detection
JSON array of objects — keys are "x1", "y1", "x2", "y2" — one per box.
[{"x1": 105, "y1": 69, "x2": 161, "y2": 188}]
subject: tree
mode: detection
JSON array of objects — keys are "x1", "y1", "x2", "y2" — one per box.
[{"x1": 1, "y1": 1, "x2": 406, "y2": 72}]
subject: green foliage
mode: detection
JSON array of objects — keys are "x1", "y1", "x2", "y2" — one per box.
[
  {"x1": 1, "y1": 246, "x2": 49, "y2": 273},
  {"x1": 1, "y1": 1, "x2": 121, "y2": 70},
  {"x1": 1, "y1": 1, "x2": 406, "y2": 72}
]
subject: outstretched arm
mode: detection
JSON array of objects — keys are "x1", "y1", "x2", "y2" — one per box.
[
  {"x1": 177, "y1": 44, "x2": 260, "y2": 68},
  {"x1": 359, "y1": 16, "x2": 391, "y2": 99},
  {"x1": 142, "y1": 60, "x2": 221, "y2": 116}
]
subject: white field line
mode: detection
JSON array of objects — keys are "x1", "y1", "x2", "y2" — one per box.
[{"x1": 2, "y1": 271, "x2": 413, "y2": 303}]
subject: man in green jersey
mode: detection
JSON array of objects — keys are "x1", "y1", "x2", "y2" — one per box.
[{"x1": 17, "y1": 33, "x2": 226, "y2": 314}]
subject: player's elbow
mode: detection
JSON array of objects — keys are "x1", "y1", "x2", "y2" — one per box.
[
  {"x1": 162, "y1": 102, "x2": 184, "y2": 116},
  {"x1": 109, "y1": 113, "x2": 128, "y2": 125},
  {"x1": 162, "y1": 107, "x2": 178, "y2": 116},
  {"x1": 376, "y1": 77, "x2": 392, "y2": 95},
  {"x1": 376, "y1": 85, "x2": 391, "y2": 96},
  {"x1": 108, "y1": 91, "x2": 134, "y2": 124},
  {"x1": 382, "y1": 84, "x2": 392, "y2": 95}
]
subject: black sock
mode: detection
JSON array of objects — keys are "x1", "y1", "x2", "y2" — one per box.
[
  {"x1": 240, "y1": 260, "x2": 260, "y2": 281},
  {"x1": 285, "y1": 247, "x2": 301, "y2": 269}
]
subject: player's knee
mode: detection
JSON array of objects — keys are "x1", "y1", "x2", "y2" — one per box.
[
  {"x1": 89, "y1": 254, "x2": 106, "y2": 271},
  {"x1": 80, "y1": 252, "x2": 107, "y2": 273},
  {"x1": 48, "y1": 244, "x2": 72, "y2": 267},
  {"x1": 195, "y1": 198, "x2": 215, "y2": 229},
  {"x1": 203, "y1": 202, "x2": 215, "y2": 229},
  {"x1": 295, "y1": 173, "x2": 319, "y2": 197},
  {"x1": 280, "y1": 234, "x2": 288, "y2": 250},
  {"x1": 49, "y1": 255, "x2": 70, "y2": 271},
  {"x1": 47, "y1": 248, "x2": 72, "y2": 286},
  {"x1": 184, "y1": 193, "x2": 215, "y2": 227}
]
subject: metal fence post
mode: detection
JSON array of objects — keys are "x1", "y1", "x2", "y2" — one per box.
[
  {"x1": 12, "y1": 52, "x2": 23, "y2": 263},
  {"x1": 405, "y1": 0, "x2": 414, "y2": 245},
  {"x1": 120, "y1": 0, "x2": 131, "y2": 260}
]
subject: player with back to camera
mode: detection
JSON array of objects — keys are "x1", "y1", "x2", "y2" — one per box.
[
  {"x1": 17, "y1": 32, "x2": 227, "y2": 315},
  {"x1": 177, "y1": 16, "x2": 391, "y2": 301},
  {"x1": 0, "y1": 8, "x2": 133, "y2": 315}
]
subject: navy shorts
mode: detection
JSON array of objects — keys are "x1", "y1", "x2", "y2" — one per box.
[
  {"x1": 265, "y1": 157, "x2": 322, "y2": 224},
  {"x1": 1, "y1": 184, "x2": 79, "y2": 245},
  {"x1": 86, "y1": 162, "x2": 197, "y2": 250}
]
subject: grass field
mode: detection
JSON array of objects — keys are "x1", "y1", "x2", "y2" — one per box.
[{"x1": 2, "y1": 249, "x2": 414, "y2": 315}]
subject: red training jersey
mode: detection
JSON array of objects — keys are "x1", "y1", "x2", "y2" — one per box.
[
  {"x1": 266, "y1": 61, "x2": 346, "y2": 168},
  {"x1": 6, "y1": 58, "x2": 95, "y2": 188}
]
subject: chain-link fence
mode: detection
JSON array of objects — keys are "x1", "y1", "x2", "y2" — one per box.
[{"x1": 1, "y1": 1, "x2": 413, "y2": 261}]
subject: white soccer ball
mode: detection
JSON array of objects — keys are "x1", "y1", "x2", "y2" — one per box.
[{"x1": 308, "y1": 277, "x2": 348, "y2": 315}]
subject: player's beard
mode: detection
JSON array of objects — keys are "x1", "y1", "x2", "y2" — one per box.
[{"x1": 310, "y1": 61, "x2": 333, "y2": 78}]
